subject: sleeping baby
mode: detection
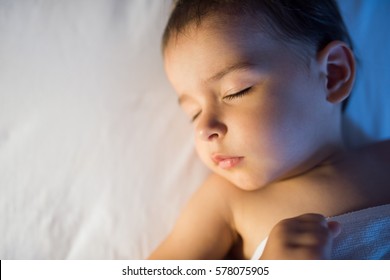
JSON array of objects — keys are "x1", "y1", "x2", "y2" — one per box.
[{"x1": 149, "y1": 0, "x2": 390, "y2": 259}]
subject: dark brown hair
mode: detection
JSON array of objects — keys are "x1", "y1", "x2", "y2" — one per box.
[{"x1": 162, "y1": 0, "x2": 354, "y2": 110}]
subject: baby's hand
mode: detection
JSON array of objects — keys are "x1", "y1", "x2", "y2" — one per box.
[{"x1": 259, "y1": 213, "x2": 341, "y2": 260}]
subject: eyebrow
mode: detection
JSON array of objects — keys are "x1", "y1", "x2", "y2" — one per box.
[{"x1": 178, "y1": 61, "x2": 256, "y2": 105}]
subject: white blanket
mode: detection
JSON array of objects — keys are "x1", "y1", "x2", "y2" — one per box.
[
  {"x1": 329, "y1": 204, "x2": 390, "y2": 260},
  {"x1": 251, "y1": 205, "x2": 390, "y2": 260},
  {"x1": 1, "y1": 0, "x2": 389, "y2": 259}
]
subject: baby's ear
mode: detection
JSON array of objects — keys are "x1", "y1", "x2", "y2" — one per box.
[{"x1": 317, "y1": 41, "x2": 355, "y2": 104}]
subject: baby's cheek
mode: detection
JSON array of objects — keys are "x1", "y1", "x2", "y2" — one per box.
[{"x1": 195, "y1": 142, "x2": 210, "y2": 166}]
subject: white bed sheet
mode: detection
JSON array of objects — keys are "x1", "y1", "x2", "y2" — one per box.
[{"x1": 0, "y1": 0, "x2": 389, "y2": 259}]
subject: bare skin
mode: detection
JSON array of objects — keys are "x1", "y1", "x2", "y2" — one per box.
[
  {"x1": 260, "y1": 214, "x2": 341, "y2": 260},
  {"x1": 149, "y1": 141, "x2": 390, "y2": 260},
  {"x1": 149, "y1": 15, "x2": 390, "y2": 260}
]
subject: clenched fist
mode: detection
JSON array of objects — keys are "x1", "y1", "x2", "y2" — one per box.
[{"x1": 260, "y1": 213, "x2": 341, "y2": 260}]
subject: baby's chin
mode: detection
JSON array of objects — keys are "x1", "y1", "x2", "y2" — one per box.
[
  {"x1": 215, "y1": 169, "x2": 276, "y2": 192},
  {"x1": 231, "y1": 178, "x2": 272, "y2": 192}
]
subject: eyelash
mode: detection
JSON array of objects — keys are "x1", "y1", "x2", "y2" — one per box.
[
  {"x1": 191, "y1": 112, "x2": 201, "y2": 123},
  {"x1": 190, "y1": 87, "x2": 252, "y2": 122},
  {"x1": 223, "y1": 87, "x2": 252, "y2": 101}
]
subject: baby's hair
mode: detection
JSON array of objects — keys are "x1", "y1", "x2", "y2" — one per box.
[{"x1": 162, "y1": 0, "x2": 354, "y2": 111}]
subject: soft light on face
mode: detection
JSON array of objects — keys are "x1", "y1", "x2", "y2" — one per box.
[{"x1": 164, "y1": 17, "x2": 342, "y2": 191}]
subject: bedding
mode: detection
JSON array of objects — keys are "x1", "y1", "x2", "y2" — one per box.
[
  {"x1": 329, "y1": 204, "x2": 390, "y2": 259},
  {"x1": 250, "y1": 204, "x2": 390, "y2": 260},
  {"x1": 0, "y1": 0, "x2": 389, "y2": 259}
]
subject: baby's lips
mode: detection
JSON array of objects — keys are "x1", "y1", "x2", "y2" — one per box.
[{"x1": 211, "y1": 154, "x2": 244, "y2": 169}]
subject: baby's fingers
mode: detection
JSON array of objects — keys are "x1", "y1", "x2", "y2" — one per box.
[
  {"x1": 327, "y1": 220, "x2": 341, "y2": 237},
  {"x1": 260, "y1": 213, "x2": 341, "y2": 260}
]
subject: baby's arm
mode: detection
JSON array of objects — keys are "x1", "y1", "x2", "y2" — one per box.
[
  {"x1": 260, "y1": 214, "x2": 341, "y2": 260},
  {"x1": 148, "y1": 175, "x2": 237, "y2": 259}
]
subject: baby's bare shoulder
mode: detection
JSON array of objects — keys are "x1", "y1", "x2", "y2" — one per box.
[
  {"x1": 364, "y1": 139, "x2": 390, "y2": 159},
  {"x1": 361, "y1": 139, "x2": 390, "y2": 183},
  {"x1": 148, "y1": 174, "x2": 242, "y2": 259},
  {"x1": 335, "y1": 139, "x2": 390, "y2": 207},
  {"x1": 346, "y1": 140, "x2": 390, "y2": 172}
]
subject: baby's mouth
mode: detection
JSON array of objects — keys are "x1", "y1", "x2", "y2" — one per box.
[{"x1": 211, "y1": 154, "x2": 244, "y2": 169}]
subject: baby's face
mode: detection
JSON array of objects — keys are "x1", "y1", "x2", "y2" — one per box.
[{"x1": 164, "y1": 18, "x2": 338, "y2": 190}]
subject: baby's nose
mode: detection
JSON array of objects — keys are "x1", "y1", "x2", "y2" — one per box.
[{"x1": 196, "y1": 115, "x2": 227, "y2": 141}]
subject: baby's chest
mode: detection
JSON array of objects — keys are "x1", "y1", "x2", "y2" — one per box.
[
  {"x1": 231, "y1": 206, "x2": 279, "y2": 259},
  {"x1": 229, "y1": 191, "x2": 319, "y2": 259}
]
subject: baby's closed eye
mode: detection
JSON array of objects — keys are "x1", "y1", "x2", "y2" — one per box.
[{"x1": 223, "y1": 87, "x2": 253, "y2": 101}]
